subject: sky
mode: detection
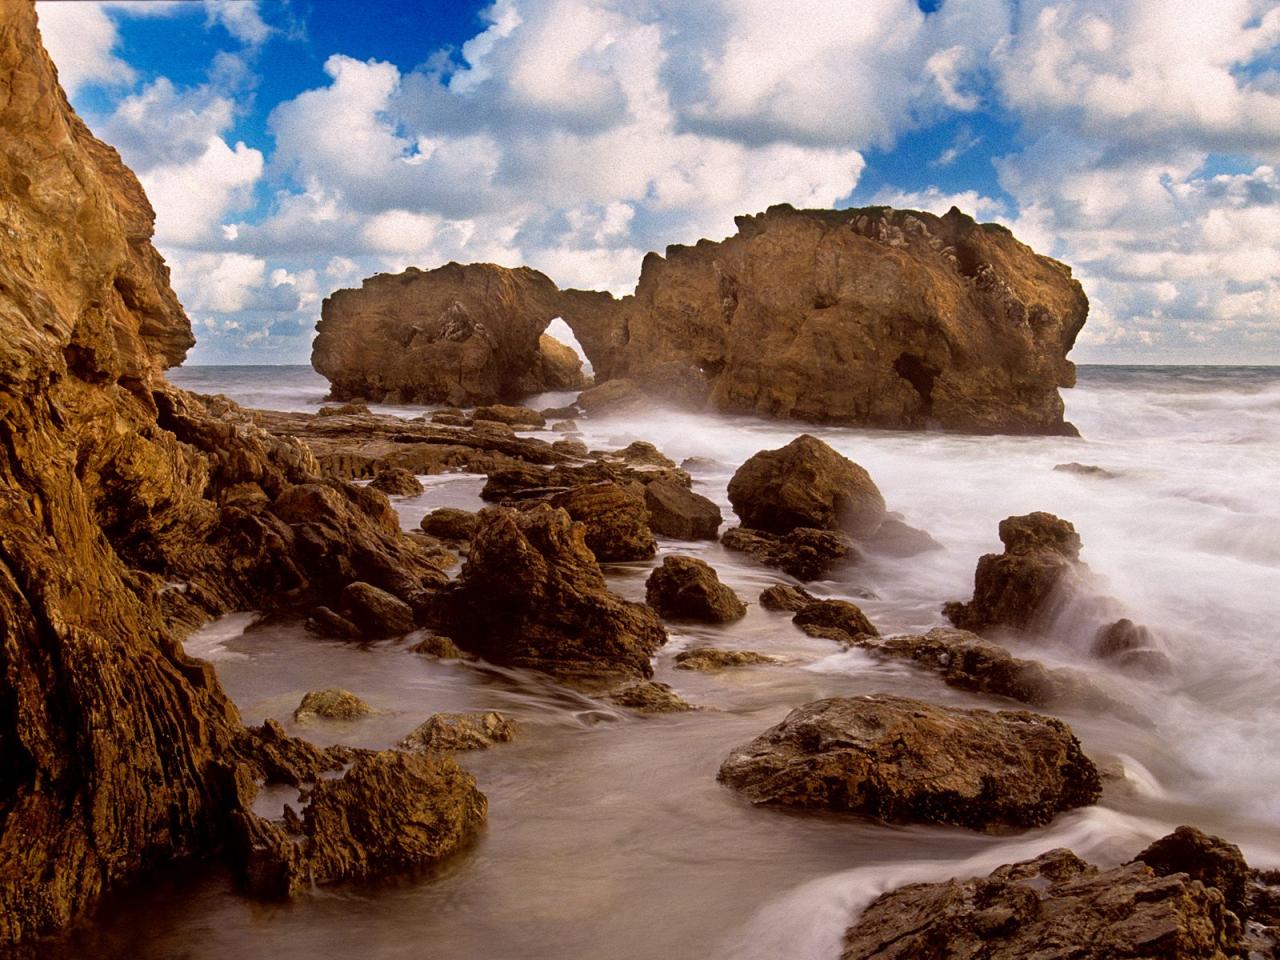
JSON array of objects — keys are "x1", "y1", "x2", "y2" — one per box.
[{"x1": 34, "y1": 0, "x2": 1280, "y2": 365}]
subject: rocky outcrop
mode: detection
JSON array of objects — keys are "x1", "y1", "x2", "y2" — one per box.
[
  {"x1": 841, "y1": 842, "x2": 1245, "y2": 960},
  {"x1": 398, "y1": 712, "x2": 518, "y2": 752},
  {"x1": 547, "y1": 481, "x2": 656, "y2": 562},
  {"x1": 718, "y1": 695, "x2": 1100, "y2": 830},
  {"x1": 1134, "y1": 826, "x2": 1251, "y2": 920},
  {"x1": 312, "y1": 262, "x2": 584, "y2": 406},
  {"x1": 674, "y1": 648, "x2": 778, "y2": 670},
  {"x1": 0, "y1": 3, "x2": 475, "y2": 942},
  {"x1": 645, "y1": 556, "x2": 747, "y2": 622},
  {"x1": 435, "y1": 505, "x2": 667, "y2": 681}
]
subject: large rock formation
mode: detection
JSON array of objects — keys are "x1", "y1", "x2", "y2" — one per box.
[
  {"x1": 0, "y1": 2, "x2": 474, "y2": 942},
  {"x1": 312, "y1": 262, "x2": 585, "y2": 406}
]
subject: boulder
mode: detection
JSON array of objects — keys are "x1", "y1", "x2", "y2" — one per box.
[
  {"x1": 548, "y1": 481, "x2": 656, "y2": 561},
  {"x1": 841, "y1": 844, "x2": 1243, "y2": 960},
  {"x1": 408, "y1": 634, "x2": 469, "y2": 659},
  {"x1": 604, "y1": 680, "x2": 698, "y2": 713},
  {"x1": 420, "y1": 507, "x2": 480, "y2": 541},
  {"x1": 759, "y1": 584, "x2": 815, "y2": 611},
  {"x1": 1134, "y1": 826, "x2": 1251, "y2": 919},
  {"x1": 718, "y1": 694, "x2": 1100, "y2": 829},
  {"x1": 644, "y1": 478, "x2": 723, "y2": 539},
  {"x1": 944, "y1": 512, "x2": 1084, "y2": 633},
  {"x1": 862, "y1": 516, "x2": 943, "y2": 556},
  {"x1": 674, "y1": 648, "x2": 779, "y2": 670},
  {"x1": 341, "y1": 581, "x2": 416, "y2": 637},
  {"x1": 721, "y1": 526, "x2": 856, "y2": 581},
  {"x1": 368, "y1": 467, "x2": 424, "y2": 496},
  {"x1": 398, "y1": 712, "x2": 518, "y2": 752},
  {"x1": 645, "y1": 556, "x2": 747, "y2": 622},
  {"x1": 293, "y1": 689, "x2": 373, "y2": 722},
  {"x1": 436, "y1": 505, "x2": 667, "y2": 680},
  {"x1": 552, "y1": 438, "x2": 589, "y2": 457},
  {"x1": 792, "y1": 599, "x2": 879, "y2": 643},
  {"x1": 609, "y1": 441, "x2": 677, "y2": 468},
  {"x1": 472, "y1": 403, "x2": 546, "y2": 428},
  {"x1": 727, "y1": 435, "x2": 886, "y2": 537},
  {"x1": 551, "y1": 419, "x2": 580, "y2": 433}
]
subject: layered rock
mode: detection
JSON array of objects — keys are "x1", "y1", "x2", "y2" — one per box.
[
  {"x1": 643, "y1": 477, "x2": 722, "y2": 540},
  {"x1": 718, "y1": 695, "x2": 1100, "y2": 830},
  {"x1": 674, "y1": 648, "x2": 778, "y2": 670},
  {"x1": 312, "y1": 262, "x2": 584, "y2": 406}
]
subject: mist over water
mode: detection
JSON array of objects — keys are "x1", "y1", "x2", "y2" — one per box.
[{"x1": 110, "y1": 364, "x2": 1280, "y2": 960}]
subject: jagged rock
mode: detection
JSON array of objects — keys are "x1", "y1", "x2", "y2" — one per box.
[
  {"x1": 645, "y1": 556, "x2": 747, "y2": 623},
  {"x1": 408, "y1": 634, "x2": 469, "y2": 659},
  {"x1": 728, "y1": 435, "x2": 886, "y2": 537},
  {"x1": 293, "y1": 689, "x2": 373, "y2": 722},
  {"x1": 548, "y1": 481, "x2": 656, "y2": 561},
  {"x1": 313, "y1": 263, "x2": 571, "y2": 406},
  {"x1": 792, "y1": 599, "x2": 879, "y2": 642},
  {"x1": 1054, "y1": 461, "x2": 1119, "y2": 479},
  {"x1": 644, "y1": 478, "x2": 723, "y2": 540},
  {"x1": 472, "y1": 403, "x2": 546, "y2": 428},
  {"x1": 516, "y1": 333, "x2": 587, "y2": 393},
  {"x1": 718, "y1": 694, "x2": 1100, "y2": 829},
  {"x1": 435, "y1": 505, "x2": 667, "y2": 681},
  {"x1": 759, "y1": 584, "x2": 816, "y2": 611},
  {"x1": 674, "y1": 648, "x2": 779, "y2": 670},
  {"x1": 944, "y1": 512, "x2": 1084, "y2": 633},
  {"x1": 555, "y1": 204, "x2": 1086, "y2": 435},
  {"x1": 398, "y1": 712, "x2": 518, "y2": 752},
  {"x1": 841, "y1": 843, "x2": 1243, "y2": 959},
  {"x1": 721, "y1": 525, "x2": 856, "y2": 581},
  {"x1": 608, "y1": 440, "x2": 677, "y2": 468},
  {"x1": 368, "y1": 467, "x2": 424, "y2": 496},
  {"x1": 1134, "y1": 826, "x2": 1251, "y2": 919},
  {"x1": 604, "y1": 681, "x2": 698, "y2": 713},
  {"x1": 420, "y1": 507, "x2": 480, "y2": 541},
  {"x1": 341, "y1": 581, "x2": 416, "y2": 637}
]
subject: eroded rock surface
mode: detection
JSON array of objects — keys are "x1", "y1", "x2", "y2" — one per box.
[
  {"x1": 675, "y1": 648, "x2": 779, "y2": 670},
  {"x1": 293, "y1": 689, "x2": 373, "y2": 722},
  {"x1": 645, "y1": 556, "x2": 747, "y2": 622},
  {"x1": 721, "y1": 526, "x2": 856, "y2": 581},
  {"x1": 644, "y1": 477, "x2": 723, "y2": 540},
  {"x1": 399, "y1": 712, "x2": 518, "y2": 752},
  {"x1": 792, "y1": 599, "x2": 880, "y2": 643}
]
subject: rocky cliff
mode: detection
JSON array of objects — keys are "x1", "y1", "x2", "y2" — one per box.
[{"x1": 0, "y1": 1, "x2": 463, "y2": 942}]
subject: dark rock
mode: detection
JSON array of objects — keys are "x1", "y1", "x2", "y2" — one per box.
[
  {"x1": 421, "y1": 507, "x2": 480, "y2": 541},
  {"x1": 548, "y1": 481, "x2": 656, "y2": 561},
  {"x1": 472, "y1": 403, "x2": 546, "y2": 428},
  {"x1": 1094, "y1": 618, "x2": 1170, "y2": 673},
  {"x1": 718, "y1": 694, "x2": 1100, "y2": 829},
  {"x1": 1134, "y1": 825, "x2": 1250, "y2": 919},
  {"x1": 727, "y1": 434, "x2": 886, "y2": 537},
  {"x1": 759, "y1": 584, "x2": 816, "y2": 611},
  {"x1": 551, "y1": 438, "x2": 589, "y2": 457},
  {"x1": 675, "y1": 648, "x2": 779, "y2": 670},
  {"x1": 307, "y1": 605, "x2": 361, "y2": 639},
  {"x1": 644, "y1": 478, "x2": 723, "y2": 540},
  {"x1": 863, "y1": 516, "x2": 943, "y2": 556},
  {"x1": 398, "y1": 712, "x2": 518, "y2": 751},
  {"x1": 341, "y1": 581, "x2": 416, "y2": 637},
  {"x1": 369, "y1": 467, "x2": 424, "y2": 496},
  {"x1": 1055, "y1": 461, "x2": 1119, "y2": 479},
  {"x1": 293, "y1": 689, "x2": 373, "y2": 722},
  {"x1": 408, "y1": 634, "x2": 470, "y2": 659},
  {"x1": 645, "y1": 556, "x2": 747, "y2": 623},
  {"x1": 792, "y1": 599, "x2": 879, "y2": 642},
  {"x1": 721, "y1": 525, "x2": 856, "y2": 581}
]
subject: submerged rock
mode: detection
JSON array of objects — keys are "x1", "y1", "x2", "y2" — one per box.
[
  {"x1": 368, "y1": 466, "x2": 424, "y2": 496},
  {"x1": 644, "y1": 477, "x2": 723, "y2": 540},
  {"x1": 293, "y1": 689, "x2": 373, "y2": 722},
  {"x1": 718, "y1": 694, "x2": 1100, "y2": 830},
  {"x1": 674, "y1": 648, "x2": 779, "y2": 671},
  {"x1": 721, "y1": 526, "x2": 856, "y2": 581},
  {"x1": 399, "y1": 712, "x2": 518, "y2": 752},
  {"x1": 1054, "y1": 461, "x2": 1119, "y2": 479},
  {"x1": 792, "y1": 599, "x2": 880, "y2": 643},
  {"x1": 645, "y1": 556, "x2": 747, "y2": 623},
  {"x1": 604, "y1": 680, "x2": 699, "y2": 713}
]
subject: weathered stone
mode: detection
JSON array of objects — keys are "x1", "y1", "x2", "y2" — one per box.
[
  {"x1": 341, "y1": 581, "x2": 416, "y2": 637},
  {"x1": 728, "y1": 435, "x2": 886, "y2": 537},
  {"x1": 318, "y1": 401, "x2": 371, "y2": 417},
  {"x1": 408, "y1": 634, "x2": 470, "y2": 659},
  {"x1": 552, "y1": 419, "x2": 580, "y2": 433},
  {"x1": 293, "y1": 689, "x2": 374, "y2": 722},
  {"x1": 307, "y1": 605, "x2": 361, "y2": 639},
  {"x1": 516, "y1": 333, "x2": 587, "y2": 394},
  {"x1": 1134, "y1": 826, "x2": 1251, "y2": 919},
  {"x1": 472, "y1": 403, "x2": 547, "y2": 427},
  {"x1": 420, "y1": 507, "x2": 480, "y2": 541},
  {"x1": 574, "y1": 378, "x2": 646, "y2": 415},
  {"x1": 548, "y1": 482, "x2": 656, "y2": 561},
  {"x1": 552, "y1": 438, "x2": 589, "y2": 457},
  {"x1": 398, "y1": 712, "x2": 518, "y2": 752},
  {"x1": 759, "y1": 584, "x2": 816, "y2": 611},
  {"x1": 721, "y1": 525, "x2": 856, "y2": 581},
  {"x1": 604, "y1": 681, "x2": 698, "y2": 713},
  {"x1": 841, "y1": 844, "x2": 1243, "y2": 960},
  {"x1": 718, "y1": 695, "x2": 1100, "y2": 829},
  {"x1": 674, "y1": 648, "x2": 779, "y2": 670},
  {"x1": 368, "y1": 467, "x2": 424, "y2": 496},
  {"x1": 644, "y1": 478, "x2": 723, "y2": 539},
  {"x1": 792, "y1": 599, "x2": 879, "y2": 642},
  {"x1": 645, "y1": 556, "x2": 747, "y2": 622},
  {"x1": 436, "y1": 505, "x2": 667, "y2": 681}
]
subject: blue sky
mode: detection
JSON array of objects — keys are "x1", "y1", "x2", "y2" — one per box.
[{"x1": 36, "y1": 0, "x2": 1280, "y2": 364}]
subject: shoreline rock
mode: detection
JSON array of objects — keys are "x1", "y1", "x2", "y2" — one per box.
[{"x1": 645, "y1": 556, "x2": 747, "y2": 623}]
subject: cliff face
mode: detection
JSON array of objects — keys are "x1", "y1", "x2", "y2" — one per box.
[
  {"x1": 558, "y1": 205, "x2": 1088, "y2": 435},
  {"x1": 0, "y1": 1, "x2": 448, "y2": 942}
]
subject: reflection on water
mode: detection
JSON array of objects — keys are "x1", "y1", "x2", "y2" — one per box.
[{"x1": 76, "y1": 365, "x2": 1280, "y2": 959}]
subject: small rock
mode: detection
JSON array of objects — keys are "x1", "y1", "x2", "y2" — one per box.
[
  {"x1": 721, "y1": 525, "x2": 856, "y2": 581},
  {"x1": 645, "y1": 555, "x2": 747, "y2": 622},
  {"x1": 398, "y1": 712, "x2": 518, "y2": 751},
  {"x1": 862, "y1": 516, "x2": 942, "y2": 556},
  {"x1": 605, "y1": 680, "x2": 698, "y2": 713},
  {"x1": 306, "y1": 605, "x2": 360, "y2": 639},
  {"x1": 551, "y1": 419, "x2": 580, "y2": 433},
  {"x1": 342, "y1": 580, "x2": 416, "y2": 637},
  {"x1": 1054, "y1": 461, "x2": 1119, "y2": 479},
  {"x1": 369, "y1": 467, "x2": 424, "y2": 497},
  {"x1": 420, "y1": 507, "x2": 480, "y2": 541},
  {"x1": 472, "y1": 404, "x2": 546, "y2": 428},
  {"x1": 610, "y1": 441, "x2": 676, "y2": 468},
  {"x1": 759, "y1": 584, "x2": 815, "y2": 612},
  {"x1": 293, "y1": 689, "x2": 373, "y2": 722},
  {"x1": 408, "y1": 634, "x2": 469, "y2": 659},
  {"x1": 431, "y1": 411, "x2": 470, "y2": 426},
  {"x1": 644, "y1": 478, "x2": 722, "y2": 540},
  {"x1": 792, "y1": 599, "x2": 879, "y2": 642},
  {"x1": 551, "y1": 438, "x2": 589, "y2": 457},
  {"x1": 674, "y1": 648, "x2": 779, "y2": 671},
  {"x1": 680, "y1": 456, "x2": 726, "y2": 474}
]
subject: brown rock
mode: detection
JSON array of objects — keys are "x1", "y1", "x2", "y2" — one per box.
[
  {"x1": 608, "y1": 440, "x2": 677, "y2": 468},
  {"x1": 436, "y1": 505, "x2": 667, "y2": 681},
  {"x1": 674, "y1": 648, "x2": 778, "y2": 670},
  {"x1": 420, "y1": 507, "x2": 480, "y2": 541},
  {"x1": 551, "y1": 418, "x2": 580, "y2": 433},
  {"x1": 408, "y1": 634, "x2": 469, "y2": 659},
  {"x1": 604, "y1": 680, "x2": 698, "y2": 713},
  {"x1": 368, "y1": 466, "x2": 424, "y2": 496},
  {"x1": 317, "y1": 401, "x2": 371, "y2": 417},
  {"x1": 293, "y1": 689, "x2": 373, "y2": 722},
  {"x1": 1134, "y1": 826, "x2": 1251, "y2": 919},
  {"x1": 472, "y1": 403, "x2": 547, "y2": 427},
  {"x1": 721, "y1": 525, "x2": 856, "y2": 581},
  {"x1": 551, "y1": 438, "x2": 589, "y2": 457},
  {"x1": 341, "y1": 581, "x2": 416, "y2": 637},
  {"x1": 644, "y1": 478, "x2": 723, "y2": 540},
  {"x1": 574, "y1": 378, "x2": 646, "y2": 415},
  {"x1": 792, "y1": 599, "x2": 879, "y2": 642},
  {"x1": 842, "y1": 845, "x2": 1242, "y2": 959},
  {"x1": 398, "y1": 712, "x2": 518, "y2": 751},
  {"x1": 645, "y1": 556, "x2": 747, "y2": 622},
  {"x1": 718, "y1": 694, "x2": 1100, "y2": 829},
  {"x1": 307, "y1": 605, "x2": 361, "y2": 639},
  {"x1": 548, "y1": 481, "x2": 656, "y2": 561},
  {"x1": 727, "y1": 435, "x2": 886, "y2": 537},
  {"x1": 759, "y1": 584, "x2": 815, "y2": 611},
  {"x1": 516, "y1": 333, "x2": 587, "y2": 393}
]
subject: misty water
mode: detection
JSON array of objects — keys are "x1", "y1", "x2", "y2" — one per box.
[{"x1": 70, "y1": 365, "x2": 1280, "y2": 959}]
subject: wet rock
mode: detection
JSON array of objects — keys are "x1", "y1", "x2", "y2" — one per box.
[
  {"x1": 721, "y1": 525, "x2": 856, "y2": 581},
  {"x1": 759, "y1": 584, "x2": 816, "y2": 611},
  {"x1": 645, "y1": 556, "x2": 747, "y2": 623},
  {"x1": 841, "y1": 844, "x2": 1242, "y2": 960},
  {"x1": 472, "y1": 403, "x2": 546, "y2": 428},
  {"x1": 421, "y1": 507, "x2": 480, "y2": 541},
  {"x1": 341, "y1": 581, "x2": 416, "y2": 637},
  {"x1": 318, "y1": 401, "x2": 371, "y2": 417},
  {"x1": 674, "y1": 648, "x2": 779, "y2": 670},
  {"x1": 605, "y1": 680, "x2": 698, "y2": 713},
  {"x1": 681, "y1": 456, "x2": 727, "y2": 474},
  {"x1": 368, "y1": 467, "x2": 424, "y2": 496},
  {"x1": 552, "y1": 419, "x2": 580, "y2": 433},
  {"x1": 1094, "y1": 618, "x2": 1170, "y2": 673},
  {"x1": 574, "y1": 378, "x2": 647, "y2": 415},
  {"x1": 1134, "y1": 825, "x2": 1251, "y2": 919},
  {"x1": 727, "y1": 435, "x2": 887, "y2": 537},
  {"x1": 398, "y1": 712, "x2": 518, "y2": 752},
  {"x1": 548, "y1": 481, "x2": 656, "y2": 562},
  {"x1": 644, "y1": 478, "x2": 723, "y2": 540},
  {"x1": 436, "y1": 505, "x2": 667, "y2": 681},
  {"x1": 430, "y1": 411, "x2": 470, "y2": 426},
  {"x1": 944, "y1": 512, "x2": 1084, "y2": 634},
  {"x1": 551, "y1": 438, "x2": 589, "y2": 457},
  {"x1": 307, "y1": 605, "x2": 361, "y2": 639},
  {"x1": 792, "y1": 599, "x2": 879, "y2": 643},
  {"x1": 408, "y1": 634, "x2": 470, "y2": 659},
  {"x1": 863, "y1": 516, "x2": 943, "y2": 556},
  {"x1": 609, "y1": 440, "x2": 677, "y2": 468},
  {"x1": 718, "y1": 694, "x2": 1100, "y2": 829},
  {"x1": 1055, "y1": 461, "x2": 1119, "y2": 479},
  {"x1": 293, "y1": 689, "x2": 373, "y2": 722}
]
